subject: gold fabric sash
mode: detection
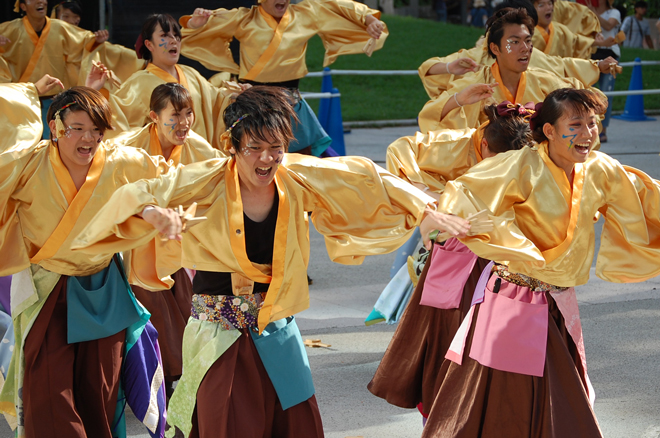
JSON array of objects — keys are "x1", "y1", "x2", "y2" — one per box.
[
  {"x1": 145, "y1": 63, "x2": 191, "y2": 92},
  {"x1": 149, "y1": 124, "x2": 182, "y2": 165},
  {"x1": 491, "y1": 62, "x2": 527, "y2": 104},
  {"x1": 19, "y1": 16, "x2": 52, "y2": 82},
  {"x1": 243, "y1": 7, "x2": 291, "y2": 81},
  {"x1": 30, "y1": 144, "x2": 106, "y2": 264}
]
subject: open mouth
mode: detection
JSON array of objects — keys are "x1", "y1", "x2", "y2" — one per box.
[
  {"x1": 168, "y1": 48, "x2": 179, "y2": 56},
  {"x1": 255, "y1": 166, "x2": 273, "y2": 179},
  {"x1": 35, "y1": 5, "x2": 46, "y2": 13},
  {"x1": 77, "y1": 145, "x2": 93, "y2": 156},
  {"x1": 518, "y1": 56, "x2": 529, "y2": 65},
  {"x1": 545, "y1": 12, "x2": 552, "y2": 21},
  {"x1": 274, "y1": 2, "x2": 287, "y2": 12},
  {"x1": 174, "y1": 129, "x2": 188, "y2": 142},
  {"x1": 574, "y1": 143, "x2": 591, "y2": 154}
]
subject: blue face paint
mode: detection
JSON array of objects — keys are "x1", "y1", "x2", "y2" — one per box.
[
  {"x1": 163, "y1": 118, "x2": 177, "y2": 134},
  {"x1": 562, "y1": 133, "x2": 578, "y2": 149},
  {"x1": 159, "y1": 38, "x2": 168, "y2": 53}
]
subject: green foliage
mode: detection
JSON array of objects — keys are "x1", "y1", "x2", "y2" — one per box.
[
  {"x1": 300, "y1": 15, "x2": 484, "y2": 121},
  {"x1": 615, "y1": 0, "x2": 660, "y2": 18}
]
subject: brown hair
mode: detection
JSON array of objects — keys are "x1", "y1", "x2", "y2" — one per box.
[
  {"x1": 223, "y1": 86, "x2": 298, "y2": 153},
  {"x1": 482, "y1": 104, "x2": 533, "y2": 153},
  {"x1": 150, "y1": 83, "x2": 194, "y2": 114},
  {"x1": 55, "y1": 1, "x2": 83, "y2": 18},
  {"x1": 47, "y1": 86, "x2": 114, "y2": 139},
  {"x1": 485, "y1": 7, "x2": 536, "y2": 58},
  {"x1": 138, "y1": 14, "x2": 181, "y2": 61},
  {"x1": 532, "y1": 88, "x2": 607, "y2": 143}
]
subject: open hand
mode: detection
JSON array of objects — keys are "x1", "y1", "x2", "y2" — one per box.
[
  {"x1": 188, "y1": 8, "x2": 213, "y2": 29},
  {"x1": 420, "y1": 208, "x2": 471, "y2": 250},
  {"x1": 0, "y1": 35, "x2": 10, "y2": 46},
  {"x1": 142, "y1": 206, "x2": 183, "y2": 241},
  {"x1": 85, "y1": 62, "x2": 109, "y2": 90},
  {"x1": 598, "y1": 56, "x2": 618, "y2": 73},
  {"x1": 34, "y1": 74, "x2": 64, "y2": 96},
  {"x1": 94, "y1": 29, "x2": 109, "y2": 44},
  {"x1": 456, "y1": 82, "x2": 498, "y2": 106},
  {"x1": 365, "y1": 15, "x2": 384, "y2": 39},
  {"x1": 449, "y1": 57, "x2": 480, "y2": 75}
]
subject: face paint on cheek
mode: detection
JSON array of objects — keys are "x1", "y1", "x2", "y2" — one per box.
[
  {"x1": 562, "y1": 133, "x2": 578, "y2": 149},
  {"x1": 159, "y1": 38, "x2": 168, "y2": 53},
  {"x1": 506, "y1": 39, "x2": 513, "y2": 54},
  {"x1": 163, "y1": 118, "x2": 176, "y2": 134},
  {"x1": 242, "y1": 148, "x2": 250, "y2": 157}
]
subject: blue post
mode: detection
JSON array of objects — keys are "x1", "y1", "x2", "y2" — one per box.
[
  {"x1": 326, "y1": 87, "x2": 346, "y2": 155},
  {"x1": 613, "y1": 57, "x2": 656, "y2": 122},
  {"x1": 318, "y1": 67, "x2": 333, "y2": 129}
]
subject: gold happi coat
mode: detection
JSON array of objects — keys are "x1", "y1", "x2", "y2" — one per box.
[
  {"x1": 0, "y1": 17, "x2": 98, "y2": 95},
  {"x1": 553, "y1": 0, "x2": 601, "y2": 37},
  {"x1": 179, "y1": 0, "x2": 387, "y2": 82},
  {"x1": 533, "y1": 22, "x2": 595, "y2": 60},
  {"x1": 106, "y1": 123, "x2": 226, "y2": 289},
  {"x1": 418, "y1": 43, "x2": 600, "y2": 99},
  {"x1": 0, "y1": 83, "x2": 42, "y2": 151},
  {"x1": 72, "y1": 154, "x2": 435, "y2": 333},
  {"x1": 418, "y1": 63, "x2": 583, "y2": 133},
  {"x1": 0, "y1": 57, "x2": 10, "y2": 83},
  {"x1": 438, "y1": 141, "x2": 660, "y2": 287},
  {"x1": 0, "y1": 140, "x2": 169, "y2": 278},
  {"x1": 386, "y1": 125, "x2": 485, "y2": 194},
  {"x1": 104, "y1": 63, "x2": 239, "y2": 148},
  {"x1": 77, "y1": 41, "x2": 145, "y2": 93}
]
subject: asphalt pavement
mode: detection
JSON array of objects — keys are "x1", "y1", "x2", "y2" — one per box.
[{"x1": 2, "y1": 117, "x2": 659, "y2": 438}]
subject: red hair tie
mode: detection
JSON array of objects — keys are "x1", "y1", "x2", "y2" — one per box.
[
  {"x1": 135, "y1": 34, "x2": 145, "y2": 59},
  {"x1": 528, "y1": 102, "x2": 543, "y2": 131}
]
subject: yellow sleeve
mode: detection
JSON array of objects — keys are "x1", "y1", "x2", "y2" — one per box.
[
  {"x1": 0, "y1": 83, "x2": 42, "y2": 152},
  {"x1": 0, "y1": 57, "x2": 10, "y2": 83},
  {"x1": 188, "y1": 70, "x2": 241, "y2": 144},
  {"x1": 179, "y1": 8, "x2": 248, "y2": 74},
  {"x1": 553, "y1": 0, "x2": 601, "y2": 37},
  {"x1": 104, "y1": 72, "x2": 153, "y2": 136},
  {"x1": 386, "y1": 128, "x2": 477, "y2": 194},
  {"x1": 283, "y1": 154, "x2": 435, "y2": 265},
  {"x1": 59, "y1": 21, "x2": 99, "y2": 66},
  {"x1": 532, "y1": 50, "x2": 600, "y2": 88},
  {"x1": 437, "y1": 148, "x2": 545, "y2": 264},
  {"x1": 307, "y1": 0, "x2": 389, "y2": 66},
  {"x1": 0, "y1": 144, "x2": 43, "y2": 274},
  {"x1": 72, "y1": 158, "x2": 230, "y2": 256},
  {"x1": 595, "y1": 163, "x2": 660, "y2": 283}
]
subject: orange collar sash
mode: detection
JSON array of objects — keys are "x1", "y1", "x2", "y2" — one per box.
[
  {"x1": 536, "y1": 141, "x2": 585, "y2": 264},
  {"x1": 491, "y1": 62, "x2": 526, "y2": 104},
  {"x1": 536, "y1": 23, "x2": 554, "y2": 54},
  {"x1": 146, "y1": 63, "x2": 190, "y2": 91},
  {"x1": 149, "y1": 124, "x2": 182, "y2": 165},
  {"x1": 243, "y1": 7, "x2": 291, "y2": 81},
  {"x1": 30, "y1": 143, "x2": 106, "y2": 264},
  {"x1": 19, "y1": 16, "x2": 51, "y2": 82},
  {"x1": 224, "y1": 160, "x2": 291, "y2": 332}
]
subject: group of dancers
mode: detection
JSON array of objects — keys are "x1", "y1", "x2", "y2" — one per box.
[{"x1": 0, "y1": 0, "x2": 658, "y2": 437}]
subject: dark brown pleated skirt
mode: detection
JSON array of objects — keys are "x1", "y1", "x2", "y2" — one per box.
[
  {"x1": 368, "y1": 252, "x2": 491, "y2": 415},
  {"x1": 132, "y1": 269, "x2": 193, "y2": 381},
  {"x1": 421, "y1": 291, "x2": 602, "y2": 438},
  {"x1": 23, "y1": 275, "x2": 125, "y2": 438},
  {"x1": 190, "y1": 328, "x2": 325, "y2": 438}
]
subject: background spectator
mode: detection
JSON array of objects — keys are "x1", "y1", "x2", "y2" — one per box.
[
  {"x1": 468, "y1": 0, "x2": 489, "y2": 27},
  {"x1": 621, "y1": 1, "x2": 654, "y2": 48}
]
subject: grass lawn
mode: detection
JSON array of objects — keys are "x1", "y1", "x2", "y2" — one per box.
[{"x1": 299, "y1": 15, "x2": 660, "y2": 121}]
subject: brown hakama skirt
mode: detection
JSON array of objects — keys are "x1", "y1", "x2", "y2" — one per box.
[
  {"x1": 368, "y1": 252, "x2": 491, "y2": 415},
  {"x1": 132, "y1": 268, "x2": 193, "y2": 381},
  {"x1": 420, "y1": 290, "x2": 602, "y2": 438},
  {"x1": 22, "y1": 276, "x2": 125, "y2": 438},
  {"x1": 190, "y1": 328, "x2": 325, "y2": 438}
]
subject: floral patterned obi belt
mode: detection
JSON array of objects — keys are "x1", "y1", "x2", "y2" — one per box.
[
  {"x1": 191, "y1": 293, "x2": 266, "y2": 331},
  {"x1": 492, "y1": 264, "x2": 567, "y2": 293}
]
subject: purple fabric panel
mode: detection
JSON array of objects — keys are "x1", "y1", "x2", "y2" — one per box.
[
  {"x1": 0, "y1": 276, "x2": 11, "y2": 316},
  {"x1": 320, "y1": 146, "x2": 340, "y2": 157},
  {"x1": 124, "y1": 321, "x2": 166, "y2": 438}
]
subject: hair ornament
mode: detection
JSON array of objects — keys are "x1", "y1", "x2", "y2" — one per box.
[
  {"x1": 528, "y1": 102, "x2": 543, "y2": 131},
  {"x1": 496, "y1": 101, "x2": 537, "y2": 120},
  {"x1": 13, "y1": 0, "x2": 20, "y2": 13},
  {"x1": 221, "y1": 114, "x2": 250, "y2": 152},
  {"x1": 53, "y1": 102, "x2": 76, "y2": 139}
]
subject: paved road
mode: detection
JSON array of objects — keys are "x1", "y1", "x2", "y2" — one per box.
[{"x1": 2, "y1": 118, "x2": 659, "y2": 437}]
